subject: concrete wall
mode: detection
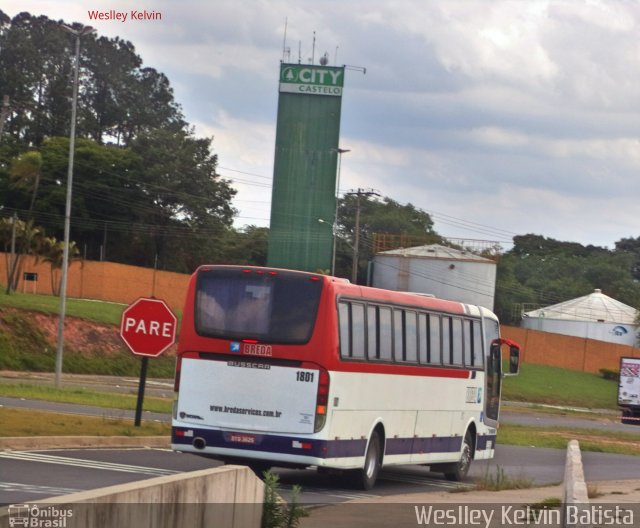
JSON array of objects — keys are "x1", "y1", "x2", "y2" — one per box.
[
  {"x1": 502, "y1": 325, "x2": 640, "y2": 373},
  {"x1": 563, "y1": 440, "x2": 590, "y2": 528},
  {"x1": 0, "y1": 465, "x2": 263, "y2": 528},
  {"x1": 0, "y1": 253, "x2": 190, "y2": 313}
]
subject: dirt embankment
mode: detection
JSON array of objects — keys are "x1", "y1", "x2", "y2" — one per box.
[{"x1": 0, "y1": 307, "x2": 176, "y2": 357}]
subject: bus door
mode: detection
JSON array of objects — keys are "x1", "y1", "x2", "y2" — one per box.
[{"x1": 485, "y1": 338, "x2": 521, "y2": 425}]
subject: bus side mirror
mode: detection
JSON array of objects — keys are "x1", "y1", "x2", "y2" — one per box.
[{"x1": 507, "y1": 345, "x2": 520, "y2": 376}]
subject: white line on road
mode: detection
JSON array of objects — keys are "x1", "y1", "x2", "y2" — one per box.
[
  {"x1": 0, "y1": 482, "x2": 82, "y2": 495},
  {"x1": 279, "y1": 484, "x2": 379, "y2": 501},
  {"x1": 379, "y1": 472, "x2": 472, "y2": 489},
  {"x1": 0, "y1": 451, "x2": 178, "y2": 476}
]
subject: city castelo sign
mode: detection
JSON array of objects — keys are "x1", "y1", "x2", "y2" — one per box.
[{"x1": 279, "y1": 64, "x2": 344, "y2": 96}]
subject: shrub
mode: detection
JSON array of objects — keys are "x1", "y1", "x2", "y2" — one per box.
[{"x1": 599, "y1": 368, "x2": 619, "y2": 381}]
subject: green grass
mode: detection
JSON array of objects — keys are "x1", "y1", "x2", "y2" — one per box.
[
  {"x1": 0, "y1": 382, "x2": 173, "y2": 414},
  {"x1": 0, "y1": 408, "x2": 170, "y2": 437},
  {"x1": 0, "y1": 339, "x2": 177, "y2": 378},
  {"x1": 502, "y1": 362, "x2": 619, "y2": 410},
  {"x1": 472, "y1": 465, "x2": 534, "y2": 491},
  {"x1": 498, "y1": 423, "x2": 640, "y2": 455},
  {"x1": 0, "y1": 291, "x2": 126, "y2": 325}
]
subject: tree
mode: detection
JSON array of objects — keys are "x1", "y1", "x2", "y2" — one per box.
[
  {"x1": 222, "y1": 226, "x2": 269, "y2": 266},
  {"x1": 0, "y1": 10, "x2": 241, "y2": 274},
  {"x1": 3, "y1": 151, "x2": 43, "y2": 291},
  {"x1": 126, "y1": 128, "x2": 236, "y2": 270},
  {"x1": 0, "y1": 217, "x2": 46, "y2": 292},
  {"x1": 0, "y1": 11, "x2": 73, "y2": 145},
  {"x1": 494, "y1": 234, "x2": 640, "y2": 325},
  {"x1": 40, "y1": 236, "x2": 80, "y2": 295},
  {"x1": 615, "y1": 236, "x2": 640, "y2": 280},
  {"x1": 0, "y1": 10, "x2": 185, "y2": 147},
  {"x1": 10, "y1": 150, "x2": 42, "y2": 213}
]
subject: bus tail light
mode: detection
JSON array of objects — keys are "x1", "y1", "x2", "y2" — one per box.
[{"x1": 314, "y1": 367, "x2": 330, "y2": 432}]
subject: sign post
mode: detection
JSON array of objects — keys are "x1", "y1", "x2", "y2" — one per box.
[
  {"x1": 22, "y1": 272, "x2": 38, "y2": 294},
  {"x1": 120, "y1": 298, "x2": 177, "y2": 426}
]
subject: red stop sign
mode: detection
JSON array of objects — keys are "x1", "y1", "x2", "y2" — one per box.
[{"x1": 120, "y1": 298, "x2": 177, "y2": 357}]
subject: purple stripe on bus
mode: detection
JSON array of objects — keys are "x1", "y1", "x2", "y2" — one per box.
[{"x1": 172, "y1": 427, "x2": 497, "y2": 458}]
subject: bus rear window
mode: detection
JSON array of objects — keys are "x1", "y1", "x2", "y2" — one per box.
[{"x1": 194, "y1": 268, "x2": 323, "y2": 344}]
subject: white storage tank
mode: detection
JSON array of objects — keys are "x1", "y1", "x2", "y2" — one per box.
[
  {"x1": 521, "y1": 289, "x2": 640, "y2": 346},
  {"x1": 371, "y1": 244, "x2": 497, "y2": 309}
]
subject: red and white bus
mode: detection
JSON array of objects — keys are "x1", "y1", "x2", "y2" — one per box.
[{"x1": 171, "y1": 265, "x2": 520, "y2": 489}]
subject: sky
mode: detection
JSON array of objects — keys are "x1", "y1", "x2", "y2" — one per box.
[{"x1": 6, "y1": 0, "x2": 640, "y2": 249}]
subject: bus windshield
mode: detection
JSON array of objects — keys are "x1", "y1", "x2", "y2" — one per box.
[{"x1": 194, "y1": 268, "x2": 323, "y2": 344}]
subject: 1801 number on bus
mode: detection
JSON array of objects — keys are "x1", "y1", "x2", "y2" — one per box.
[{"x1": 296, "y1": 371, "x2": 315, "y2": 383}]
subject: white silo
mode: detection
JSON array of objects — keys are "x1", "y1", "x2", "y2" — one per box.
[
  {"x1": 521, "y1": 289, "x2": 639, "y2": 346},
  {"x1": 371, "y1": 244, "x2": 497, "y2": 309}
]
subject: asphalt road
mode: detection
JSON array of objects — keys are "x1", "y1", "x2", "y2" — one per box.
[{"x1": 2, "y1": 443, "x2": 640, "y2": 507}]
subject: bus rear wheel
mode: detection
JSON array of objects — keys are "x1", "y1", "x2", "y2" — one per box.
[
  {"x1": 351, "y1": 431, "x2": 382, "y2": 490},
  {"x1": 444, "y1": 432, "x2": 473, "y2": 482}
]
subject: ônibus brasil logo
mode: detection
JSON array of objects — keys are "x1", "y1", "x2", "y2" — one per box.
[{"x1": 8, "y1": 504, "x2": 73, "y2": 528}]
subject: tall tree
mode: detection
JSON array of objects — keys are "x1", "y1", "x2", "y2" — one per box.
[
  {"x1": 0, "y1": 10, "x2": 185, "y2": 147},
  {"x1": 127, "y1": 129, "x2": 236, "y2": 270}
]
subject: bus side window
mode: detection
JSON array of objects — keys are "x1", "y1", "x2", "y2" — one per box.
[
  {"x1": 378, "y1": 307, "x2": 393, "y2": 361},
  {"x1": 472, "y1": 320, "x2": 483, "y2": 367},
  {"x1": 367, "y1": 305, "x2": 378, "y2": 359},
  {"x1": 442, "y1": 316, "x2": 452, "y2": 365},
  {"x1": 452, "y1": 318, "x2": 463, "y2": 366},
  {"x1": 429, "y1": 314, "x2": 442, "y2": 365},
  {"x1": 464, "y1": 319, "x2": 473, "y2": 366},
  {"x1": 405, "y1": 311, "x2": 418, "y2": 362},
  {"x1": 394, "y1": 309, "x2": 404, "y2": 362},
  {"x1": 351, "y1": 303, "x2": 366, "y2": 359},
  {"x1": 418, "y1": 313, "x2": 428, "y2": 364},
  {"x1": 338, "y1": 302, "x2": 351, "y2": 358}
]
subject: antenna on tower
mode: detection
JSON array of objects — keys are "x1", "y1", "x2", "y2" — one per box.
[
  {"x1": 344, "y1": 65, "x2": 367, "y2": 75},
  {"x1": 282, "y1": 17, "x2": 289, "y2": 62},
  {"x1": 311, "y1": 31, "x2": 316, "y2": 64}
]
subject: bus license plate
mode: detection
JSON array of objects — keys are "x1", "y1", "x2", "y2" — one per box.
[{"x1": 228, "y1": 433, "x2": 256, "y2": 444}]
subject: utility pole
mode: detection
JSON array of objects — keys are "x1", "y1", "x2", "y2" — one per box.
[
  {"x1": 6, "y1": 212, "x2": 17, "y2": 294},
  {"x1": 55, "y1": 24, "x2": 95, "y2": 388},
  {"x1": 346, "y1": 188, "x2": 379, "y2": 283}
]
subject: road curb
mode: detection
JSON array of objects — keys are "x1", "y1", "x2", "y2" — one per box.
[{"x1": 0, "y1": 435, "x2": 170, "y2": 450}]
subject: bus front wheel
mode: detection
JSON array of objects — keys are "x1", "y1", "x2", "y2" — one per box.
[
  {"x1": 351, "y1": 431, "x2": 382, "y2": 490},
  {"x1": 443, "y1": 432, "x2": 473, "y2": 482}
]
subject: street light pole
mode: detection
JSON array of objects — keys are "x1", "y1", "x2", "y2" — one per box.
[
  {"x1": 331, "y1": 148, "x2": 350, "y2": 276},
  {"x1": 55, "y1": 24, "x2": 95, "y2": 388}
]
